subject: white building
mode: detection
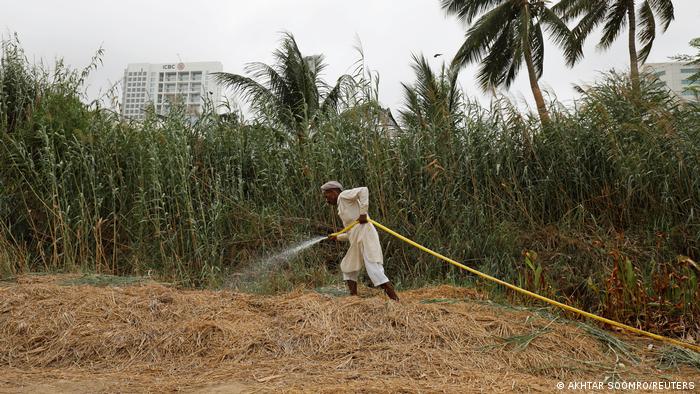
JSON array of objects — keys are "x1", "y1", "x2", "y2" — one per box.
[
  {"x1": 643, "y1": 62, "x2": 699, "y2": 101},
  {"x1": 121, "y1": 61, "x2": 223, "y2": 120}
]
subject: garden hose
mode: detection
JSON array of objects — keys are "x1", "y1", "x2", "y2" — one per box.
[{"x1": 330, "y1": 219, "x2": 700, "y2": 353}]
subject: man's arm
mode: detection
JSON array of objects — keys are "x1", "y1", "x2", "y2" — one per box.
[
  {"x1": 357, "y1": 187, "x2": 369, "y2": 223},
  {"x1": 356, "y1": 187, "x2": 369, "y2": 215},
  {"x1": 327, "y1": 231, "x2": 349, "y2": 242}
]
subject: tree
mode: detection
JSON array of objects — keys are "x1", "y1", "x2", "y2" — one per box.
[
  {"x1": 214, "y1": 33, "x2": 351, "y2": 141},
  {"x1": 399, "y1": 54, "x2": 462, "y2": 130},
  {"x1": 554, "y1": 0, "x2": 675, "y2": 94},
  {"x1": 441, "y1": 0, "x2": 580, "y2": 125}
]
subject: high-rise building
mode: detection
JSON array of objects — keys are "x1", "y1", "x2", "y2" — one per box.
[
  {"x1": 121, "y1": 61, "x2": 223, "y2": 120},
  {"x1": 643, "y1": 62, "x2": 699, "y2": 101}
]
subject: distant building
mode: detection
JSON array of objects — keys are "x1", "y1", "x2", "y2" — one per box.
[
  {"x1": 121, "y1": 61, "x2": 223, "y2": 120},
  {"x1": 643, "y1": 62, "x2": 699, "y2": 101}
]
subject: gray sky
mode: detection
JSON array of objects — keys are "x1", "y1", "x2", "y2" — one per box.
[{"x1": 3, "y1": 0, "x2": 699, "y2": 114}]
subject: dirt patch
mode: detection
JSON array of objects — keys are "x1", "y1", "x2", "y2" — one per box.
[{"x1": 0, "y1": 275, "x2": 698, "y2": 392}]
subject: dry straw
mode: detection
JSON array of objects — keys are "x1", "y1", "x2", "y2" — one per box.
[{"x1": 1, "y1": 277, "x2": 698, "y2": 392}]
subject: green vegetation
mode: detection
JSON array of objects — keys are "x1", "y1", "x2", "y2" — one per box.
[
  {"x1": 1, "y1": 7, "x2": 699, "y2": 343},
  {"x1": 212, "y1": 33, "x2": 352, "y2": 141},
  {"x1": 499, "y1": 325, "x2": 555, "y2": 352},
  {"x1": 579, "y1": 323, "x2": 641, "y2": 363},
  {"x1": 657, "y1": 346, "x2": 700, "y2": 370}
]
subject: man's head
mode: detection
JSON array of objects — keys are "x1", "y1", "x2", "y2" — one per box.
[{"x1": 321, "y1": 181, "x2": 343, "y2": 205}]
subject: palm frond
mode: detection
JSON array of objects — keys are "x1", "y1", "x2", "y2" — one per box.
[
  {"x1": 571, "y1": 1, "x2": 609, "y2": 44},
  {"x1": 441, "y1": 0, "x2": 507, "y2": 24},
  {"x1": 319, "y1": 74, "x2": 353, "y2": 115},
  {"x1": 540, "y1": 7, "x2": 582, "y2": 66},
  {"x1": 552, "y1": 0, "x2": 596, "y2": 20},
  {"x1": 245, "y1": 62, "x2": 291, "y2": 106},
  {"x1": 477, "y1": 20, "x2": 518, "y2": 89},
  {"x1": 411, "y1": 54, "x2": 440, "y2": 109},
  {"x1": 503, "y1": 31, "x2": 524, "y2": 87},
  {"x1": 212, "y1": 72, "x2": 278, "y2": 113},
  {"x1": 452, "y1": 1, "x2": 517, "y2": 68},
  {"x1": 446, "y1": 64, "x2": 462, "y2": 115},
  {"x1": 599, "y1": 0, "x2": 629, "y2": 50},
  {"x1": 399, "y1": 53, "x2": 462, "y2": 128},
  {"x1": 399, "y1": 81, "x2": 424, "y2": 127},
  {"x1": 637, "y1": 0, "x2": 656, "y2": 63},
  {"x1": 649, "y1": 0, "x2": 674, "y2": 31},
  {"x1": 530, "y1": 23, "x2": 545, "y2": 80}
]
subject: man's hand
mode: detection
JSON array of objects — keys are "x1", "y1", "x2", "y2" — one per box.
[
  {"x1": 321, "y1": 234, "x2": 338, "y2": 245},
  {"x1": 358, "y1": 214, "x2": 368, "y2": 224}
]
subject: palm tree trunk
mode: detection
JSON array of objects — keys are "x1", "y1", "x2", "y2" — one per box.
[
  {"x1": 523, "y1": 41, "x2": 551, "y2": 125},
  {"x1": 627, "y1": 0, "x2": 640, "y2": 94}
]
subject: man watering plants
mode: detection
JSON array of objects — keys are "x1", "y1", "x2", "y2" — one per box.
[{"x1": 321, "y1": 181, "x2": 399, "y2": 301}]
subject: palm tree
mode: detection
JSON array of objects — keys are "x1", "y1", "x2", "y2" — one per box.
[
  {"x1": 214, "y1": 33, "x2": 351, "y2": 142},
  {"x1": 441, "y1": 0, "x2": 581, "y2": 124},
  {"x1": 554, "y1": 0, "x2": 675, "y2": 94},
  {"x1": 400, "y1": 54, "x2": 462, "y2": 130}
]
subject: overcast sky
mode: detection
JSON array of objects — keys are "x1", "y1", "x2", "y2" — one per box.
[{"x1": 3, "y1": 1, "x2": 699, "y2": 114}]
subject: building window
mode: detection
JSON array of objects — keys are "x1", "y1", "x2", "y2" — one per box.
[
  {"x1": 681, "y1": 68, "x2": 700, "y2": 74},
  {"x1": 653, "y1": 71, "x2": 665, "y2": 77},
  {"x1": 682, "y1": 79, "x2": 695, "y2": 85}
]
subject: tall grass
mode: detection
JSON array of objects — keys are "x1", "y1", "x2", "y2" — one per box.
[{"x1": 1, "y1": 38, "x2": 698, "y2": 337}]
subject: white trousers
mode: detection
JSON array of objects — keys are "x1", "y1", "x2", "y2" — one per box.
[{"x1": 342, "y1": 259, "x2": 390, "y2": 287}]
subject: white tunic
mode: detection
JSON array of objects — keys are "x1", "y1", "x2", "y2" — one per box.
[{"x1": 336, "y1": 187, "x2": 384, "y2": 273}]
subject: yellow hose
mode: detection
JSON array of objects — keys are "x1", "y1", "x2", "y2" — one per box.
[{"x1": 330, "y1": 219, "x2": 700, "y2": 353}]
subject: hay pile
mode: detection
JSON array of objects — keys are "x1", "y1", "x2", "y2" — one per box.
[{"x1": 1, "y1": 277, "x2": 698, "y2": 393}]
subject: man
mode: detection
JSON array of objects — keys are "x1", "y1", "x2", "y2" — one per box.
[{"x1": 321, "y1": 181, "x2": 399, "y2": 301}]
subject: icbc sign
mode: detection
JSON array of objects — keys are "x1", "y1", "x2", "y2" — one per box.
[{"x1": 162, "y1": 63, "x2": 186, "y2": 70}]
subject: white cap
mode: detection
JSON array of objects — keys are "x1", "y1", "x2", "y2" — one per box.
[{"x1": 320, "y1": 180, "x2": 344, "y2": 191}]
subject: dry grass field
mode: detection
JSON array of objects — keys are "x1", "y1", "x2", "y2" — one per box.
[{"x1": 1, "y1": 275, "x2": 697, "y2": 393}]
